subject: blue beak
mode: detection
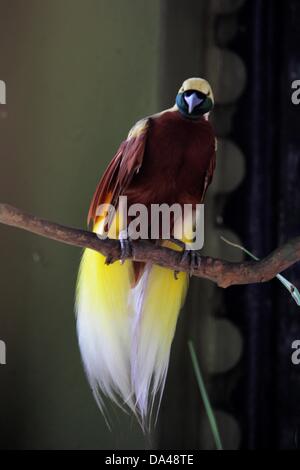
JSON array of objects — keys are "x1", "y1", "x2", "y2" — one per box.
[{"x1": 184, "y1": 92, "x2": 204, "y2": 114}]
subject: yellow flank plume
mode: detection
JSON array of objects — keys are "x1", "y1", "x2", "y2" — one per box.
[
  {"x1": 76, "y1": 216, "x2": 189, "y2": 426},
  {"x1": 76, "y1": 216, "x2": 135, "y2": 414}
]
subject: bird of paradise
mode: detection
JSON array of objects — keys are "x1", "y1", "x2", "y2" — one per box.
[{"x1": 76, "y1": 77, "x2": 217, "y2": 428}]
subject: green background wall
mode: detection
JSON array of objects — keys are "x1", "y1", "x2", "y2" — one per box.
[{"x1": 0, "y1": 0, "x2": 160, "y2": 449}]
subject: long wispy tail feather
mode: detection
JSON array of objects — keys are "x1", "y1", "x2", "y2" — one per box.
[{"x1": 130, "y1": 262, "x2": 188, "y2": 427}]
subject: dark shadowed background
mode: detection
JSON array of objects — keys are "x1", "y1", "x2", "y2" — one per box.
[{"x1": 0, "y1": 0, "x2": 299, "y2": 450}]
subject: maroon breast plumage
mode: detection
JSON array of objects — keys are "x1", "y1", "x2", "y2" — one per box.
[{"x1": 125, "y1": 110, "x2": 216, "y2": 208}]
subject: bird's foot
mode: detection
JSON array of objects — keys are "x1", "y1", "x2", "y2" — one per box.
[
  {"x1": 171, "y1": 239, "x2": 186, "y2": 280},
  {"x1": 105, "y1": 254, "x2": 114, "y2": 265},
  {"x1": 119, "y1": 229, "x2": 132, "y2": 264},
  {"x1": 180, "y1": 248, "x2": 202, "y2": 276}
]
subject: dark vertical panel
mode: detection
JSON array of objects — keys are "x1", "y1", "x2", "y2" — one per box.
[
  {"x1": 224, "y1": 0, "x2": 300, "y2": 449},
  {"x1": 277, "y1": 0, "x2": 300, "y2": 450}
]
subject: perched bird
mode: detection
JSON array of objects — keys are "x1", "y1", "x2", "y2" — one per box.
[{"x1": 76, "y1": 77, "x2": 216, "y2": 428}]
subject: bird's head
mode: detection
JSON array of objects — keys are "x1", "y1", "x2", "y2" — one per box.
[{"x1": 176, "y1": 77, "x2": 214, "y2": 119}]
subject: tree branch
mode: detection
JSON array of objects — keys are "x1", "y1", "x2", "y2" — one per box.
[{"x1": 0, "y1": 203, "x2": 299, "y2": 289}]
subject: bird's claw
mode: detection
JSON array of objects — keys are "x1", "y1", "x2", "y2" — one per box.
[
  {"x1": 180, "y1": 249, "x2": 202, "y2": 276},
  {"x1": 105, "y1": 254, "x2": 114, "y2": 265}
]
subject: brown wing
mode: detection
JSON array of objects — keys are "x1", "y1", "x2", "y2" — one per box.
[{"x1": 87, "y1": 118, "x2": 149, "y2": 225}]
